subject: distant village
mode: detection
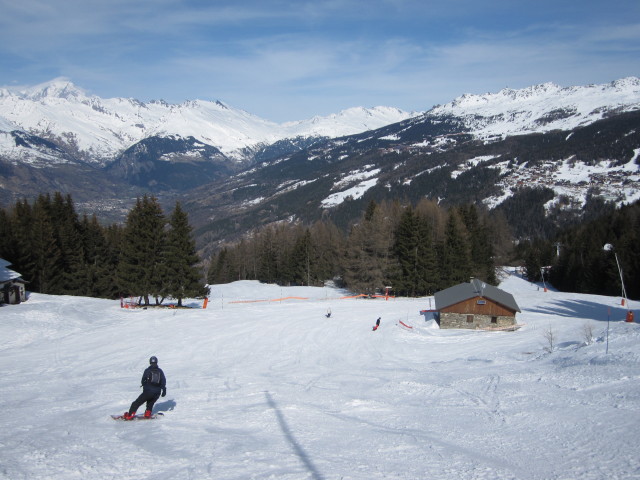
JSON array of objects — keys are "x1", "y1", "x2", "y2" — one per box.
[{"x1": 485, "y1": 157, "x2": 639, "y2": 209}]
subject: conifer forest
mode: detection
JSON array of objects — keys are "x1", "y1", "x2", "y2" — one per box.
[
  {"x1": 0, "y1": 193, "x2": 207, "y2": 305},
  {"x1": 1, "y1": 192, "x2": 638, "y2": 301}
]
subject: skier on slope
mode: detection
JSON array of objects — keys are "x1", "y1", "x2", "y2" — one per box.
[{"x1": 123, "y1": 356, "x2": 166, "y2": 420}]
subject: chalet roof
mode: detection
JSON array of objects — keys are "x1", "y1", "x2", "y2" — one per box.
[
  {"x1": 434, "y1": 279, "x2": 520, "y2": 313},
  {"x1": 0, "y1": 258, "x2": 23, "y2": 283}
]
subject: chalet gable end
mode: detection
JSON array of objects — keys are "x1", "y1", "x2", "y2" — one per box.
[{"x1": 434, "y1": 279, "x2": 520, "y2": 330}]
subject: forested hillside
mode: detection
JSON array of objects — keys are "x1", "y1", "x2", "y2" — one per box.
[
  {"x1": 208, "y1": 199, "x2": 506, "y2": 295},
  {"x1": 519, "y1": 200, "x2": 640, "y2": 300},
  {"x1": 1, "y1": 193, "x2": 638, "y2": 300},
  {"x1": 209, "y1": 197, "x2": 640, "y2": 300},
  {"x1": 0, "y1": 193, "x2": 207, "y2": 304}
]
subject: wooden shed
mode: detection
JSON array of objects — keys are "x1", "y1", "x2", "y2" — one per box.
[
  {"x1": 434, "y1": 279, "x2": 520, "y2": 330},
  {"x1": 0, "y1": 258, "x2": 27, "y2": 305}
]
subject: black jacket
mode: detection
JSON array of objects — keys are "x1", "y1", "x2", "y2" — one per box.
[{"x1": 141, "y1": 365, "x2": 166, "y2": 394}]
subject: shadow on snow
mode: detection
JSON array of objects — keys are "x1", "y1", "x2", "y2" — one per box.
[
  {"x1": 525, "y1": 299, "x2": 631, "y2": 323},
  {"x1": 153, "y1": 399, "x2": 177, "y2": 413},
  {"x1": 265, "y1": 391, "x2": 326, "y2": 480}
]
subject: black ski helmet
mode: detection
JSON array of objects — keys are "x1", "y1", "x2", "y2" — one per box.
[{"x1": 149, "y1": 356, "x2": 158, "y2": 365}]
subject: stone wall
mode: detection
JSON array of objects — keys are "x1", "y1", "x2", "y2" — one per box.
[{"x1": 439, "y1": 312, "x2": 515, "y2": 330}]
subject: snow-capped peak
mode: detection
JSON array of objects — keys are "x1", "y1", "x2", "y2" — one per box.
[
  {"x1": 0, "y1": 80, "x2": 416, "y2": 165},
  {"x1": 282, "y1": 106, "x2": 419, "y2": 138},
  {"x1": 429, "y1": 77, "x2": 640, "y2": 138},
  {"x1": 0, "y1": 78, "x2": 88, "y2": 102},
  {"x1": 610, "y1": 76, "x2": 640, "y2": 90}
]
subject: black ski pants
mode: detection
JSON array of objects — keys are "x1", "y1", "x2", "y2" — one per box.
[{"x1": 129, "y1": 389, "x2": 160, "y2": 414}]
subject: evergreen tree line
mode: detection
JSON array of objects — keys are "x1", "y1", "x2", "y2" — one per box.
[
  {"x1": 0, "y1": 193, "x2": 208, "y2": 305},
  {"x1": 5, "y1": 191, "x2": 634, "y2": 301},
  {"x1": 516, "y1": 200, "x2": 640, "y2": 300},
  {"x1": 208, "y1": 199, "x2": 505, "y2": 296}
]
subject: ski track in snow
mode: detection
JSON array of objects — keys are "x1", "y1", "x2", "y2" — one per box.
[{"x1": 0, "y1": 270, "x2": 639, "y2": 479}]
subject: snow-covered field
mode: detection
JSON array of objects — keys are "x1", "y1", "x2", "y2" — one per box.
[{"x1": 1, "y1": 269, "x2": 639, "y2": 480}]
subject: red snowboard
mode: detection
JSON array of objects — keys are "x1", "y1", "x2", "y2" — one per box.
[{"x1": 111, "y1": 413, "x2": 162, "y2": 420}]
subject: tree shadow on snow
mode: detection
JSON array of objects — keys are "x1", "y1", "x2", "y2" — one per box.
[
  {"x1": 153, "y1": 399, "x2": 177, "y2": 413},
  {"x1": 264, "y1": 391, "x2": 326, "y2": 480},
  {"x1": 526, "y1": 299, "x2": 631, "y2": 323}
]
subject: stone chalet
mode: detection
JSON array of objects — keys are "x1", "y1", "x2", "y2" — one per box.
[
  {"x1": 434, "y1": 279, "x2": 520, "y2": 330},
  {"x1": 0, "y1": 258, "x2": 27, "y2": 305}
]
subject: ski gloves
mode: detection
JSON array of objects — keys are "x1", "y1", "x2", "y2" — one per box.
[{"x1": 161, "y1": 387, "x2": 166, "y2": 397}]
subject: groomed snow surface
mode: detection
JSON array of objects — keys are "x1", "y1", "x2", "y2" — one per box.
[{"x1": 1, "y1": 269, "x2": 639, "y2": 480}]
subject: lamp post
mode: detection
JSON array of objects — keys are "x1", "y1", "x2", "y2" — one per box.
[{"x1": 603, "y1": 244, "x2": 634, "y2": 322}]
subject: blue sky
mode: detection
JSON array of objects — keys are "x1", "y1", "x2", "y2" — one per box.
[{"x1": 1, "y1": 0, "x2": 639, "y2": 122}]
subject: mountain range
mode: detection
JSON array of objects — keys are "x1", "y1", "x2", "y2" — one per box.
[
  {"x1": 0, "y1": 79, "x2": 416, "y2": 165},
  {"x1": 1, "y1": 77, "x2": 639, "y2": 250}
]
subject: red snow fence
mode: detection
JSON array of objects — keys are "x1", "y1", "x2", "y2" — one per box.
[
  {"x1": 399, "y1": 320, "x2": 413, "y2": 330},
  {"x1": 270, "y1": 296, "x2": 309, "y2": 302}
]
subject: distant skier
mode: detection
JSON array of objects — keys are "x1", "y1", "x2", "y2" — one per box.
[
  {"x1": 372, "y1": 317, "x2": 381, "y2": 331},
  {"x1": 123, "y1": 356, "x2": 167, "y2": 420}
]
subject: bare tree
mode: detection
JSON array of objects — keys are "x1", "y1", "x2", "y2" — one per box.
[
  {"x1": 582, "y1": 322, "x2": 595, "y2": 346},
  {"x1": 543, "y1": 324, "x2": 556, "y2": 353}
]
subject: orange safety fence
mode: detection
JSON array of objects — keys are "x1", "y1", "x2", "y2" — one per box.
[{"x1": 270, "y1": 296, "x2": 309, "y2": 302}]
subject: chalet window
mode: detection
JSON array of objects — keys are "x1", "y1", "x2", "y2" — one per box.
[
  {"x1": 466, "y1": 315, "x2": 474, "y2": 323},
  {"x1": 477, "y1": 299, "x2": 486, "y2": 305},
  {"x1": 491, "y1": 316, "x2": 498, "y2": 324}
]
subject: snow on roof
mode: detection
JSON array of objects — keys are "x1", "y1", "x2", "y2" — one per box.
[{"x1": 0, "y1": 258, "x2": 23, "y2": 282}]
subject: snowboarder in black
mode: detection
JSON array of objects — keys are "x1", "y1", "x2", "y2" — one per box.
[
  {"x1": 372, "y1": 317, "x2": 381, "y2": 331},
  {"x1": 124, "y1": 356, "x2": 166, "y2": 420}
]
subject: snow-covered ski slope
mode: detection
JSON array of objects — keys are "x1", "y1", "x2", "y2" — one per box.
[{"x1": 1, "y1": 269, "x2": 638, "y2": 479}]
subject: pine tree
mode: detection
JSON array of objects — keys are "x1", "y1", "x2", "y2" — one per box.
[
  {"x1": 49, "y1": 193, "x2": 86, "y2": 295},
  {"x1": 164, "y1": 202, "x2": 208, "y2": 306},
  {"x1": 364, "y1": 199, "x2": 377, "y2": 222},
  {"x1": 309, "y1": 219, "x2": 344, "y2": 283},
  {"x1": 0, "y1": 209, "x2": 16, "y2": 262},
  {"x1": 343, "y1": 201, "x2": 395, "y2": 294},
  {"x1": 10, "y1": 199, "x2": 36, "y2": 284},
  {"x1": 441, "y1": 209, "x2": 472, "y2": 287},
  {"x1": 460, "y1": 205, "x2": 497, "y2": 284},
  {"x1": 30, "y1": 197, "x2": 62, "y2": 294},
  {"x1": 288, "y1": 228, "x2": 313, "y2": 285},
  {"x1": 392, "y1": 207, "x2": 440, "y2": 296},
  {"x1": 257, "y1": 228, "x2": 279, "y2": 284},
  {"x1": 81, "y1": 215, "x2": 120, "y2": 298},
  {"x1": 393, "y1": 207, "x2": 420, "y2": 296},
  {"x1": 415, "y1": 213, "x2": 439, "y2": 294},
  {"x1": 117, "y1": 196, "x2": 167, "y2": 305},
  {"x1": 208, "y1": 247, "x2": 231, "y2": 284}
]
